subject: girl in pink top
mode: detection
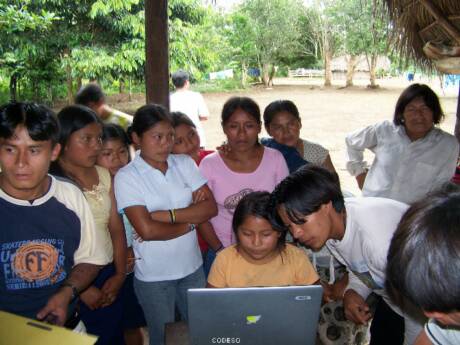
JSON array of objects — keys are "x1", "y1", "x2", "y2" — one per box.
[{"x1": 199, "y1": 97, "x2": 289, "y2": 273}]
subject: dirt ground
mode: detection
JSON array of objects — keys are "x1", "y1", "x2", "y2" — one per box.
[{"x1": 112, "y1": 76, "x2": 459, "y2": 195}]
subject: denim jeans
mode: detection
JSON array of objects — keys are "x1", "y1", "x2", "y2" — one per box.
[{"x1": 134, "y1": 267, "x2": 205, "y2": 345}]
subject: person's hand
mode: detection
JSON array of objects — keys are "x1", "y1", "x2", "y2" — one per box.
[
  {"x1": 100, "y1": 273, "x2": 125, "y2": 307},
  {"x1": 331, "y1": 273, "x2": 348, "y2": 301},
  {"x1": 216, "y1": 142, "x2": 231, "y2": 155},
  {"x1": 132, "y1": 230, "x2": 143, "y2": 243},
  {"x1": 36, "y1": 287, "x2": 73, "y2": 326},
  {"x1": 356, "y1": 170, "x2": 368, "y2": 190},
  {"x1": 192, "y1": 189, "x2": 207, "y2": 203},
  {"x1": 80, "y1": 286, "x2": 104, "y2": 310},
  {"x1": 343, "y1": 289, "x2": 372, "y2": 325}
]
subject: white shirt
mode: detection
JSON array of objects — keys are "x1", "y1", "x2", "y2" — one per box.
[
  {"x1": 345, "y1": 120, "x2": 459, "y2": 204},
  {"x1": 170, "y1": 89, "x2": 210, "y2": 147},
  {"x1": 425, "y1": 319, "x2": 460, "y2": 345},
  {"x1": 326, "y1": 197, "x2": 409, "y2": 300},
  {"x1": 114, "y1": 153, "x2": 205, "y2": 282}
]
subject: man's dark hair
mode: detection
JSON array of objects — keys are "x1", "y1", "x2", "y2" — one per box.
[
  {"x1": 270, "y1": 165, "x2": 344, "y2": 230},
  {"x1": 171, "y1": 70, "x2": 189, "y2": 88},
  {"x1": 393, "y1": 83, "x2": 444, "y2": 126},
  {"x1": 233, "y1": 191, "x2": 286, "y2": 249},
  {"x1": 75, "y1": 83, "x2": 105, "y2": 106},
  {"x1": 386, "y1": 184, "x2": 460, "y2": 313},
  {"x1": 0, "y1": 101, "x2": 59, "y2": 145}
]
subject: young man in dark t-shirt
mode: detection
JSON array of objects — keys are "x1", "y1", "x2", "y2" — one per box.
[{"x1": 0, "y1": 102, "x2": 105, "y2": 326}]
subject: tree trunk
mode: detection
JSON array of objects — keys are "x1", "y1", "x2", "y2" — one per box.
[
  {"x1": 119, "y1": 78, "x2": 125, "y2": 94},
  {"x1": 324, "y1": 50, "x2": 332, "y2": 87},
  {"x1": 268, "y1": 65, "x2": 277, "y2": 87},
  {"x1": 9, "y1": 74, "x2": 18, "y2": 101},
  {"x1": 369, "y1": 54, "x2": 378, "y2": 88},
  {"x1": 262, "y1": 63, "x2": 270, "y2": 87},
  {"x1": 345, "y1": 55, "x2": 358, "y2": 87},
  {"x1": 64, "y1": 48, "x2": 73, "y2": 105},
  {"x1": 241, "y1": 62, "x2": 247, "y2": 87},
  {"x1": 77, "y1": 77, "x2": 82, "y2": 91},
  {"x1": 128, "y1": 77, "x2": 132, "y2": 102}
]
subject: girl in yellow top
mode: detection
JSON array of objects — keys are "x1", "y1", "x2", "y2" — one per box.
[{"x1": 207, "y1": 191, "x2": 319, "y2": 288}]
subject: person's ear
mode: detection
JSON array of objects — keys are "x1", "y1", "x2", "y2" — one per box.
[
  {"x1": 50, "y1": 143, "x2": 61, "y2": 162},
  {"x1": 132, "y1": 132, "x2": 141, "y2": 147}
]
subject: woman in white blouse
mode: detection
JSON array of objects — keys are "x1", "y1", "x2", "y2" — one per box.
[{"x1": 346, "y1": 83, "x2": 458, "y2": 204}]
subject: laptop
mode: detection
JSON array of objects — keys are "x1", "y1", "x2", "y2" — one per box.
[{"x1": 187, "y1": 285, "x2": 323, "y2": 345}]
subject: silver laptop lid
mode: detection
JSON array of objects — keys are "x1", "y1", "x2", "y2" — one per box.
[{"x1": 187, "y1": 285, "x2": 323, "y2": 345}]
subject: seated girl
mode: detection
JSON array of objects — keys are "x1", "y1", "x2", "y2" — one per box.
[{"x1": 207, "y1": 191, "x2": 319, "y2": 288}]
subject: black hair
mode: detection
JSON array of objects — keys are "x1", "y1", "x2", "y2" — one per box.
[
  {"x1": 75, "y1": 83, "x2": 105, "y2": 106},
  {"x1": 393, "y1": 83, "x2": 444, "y2": 126},
  {"x1": 0, "y1": 101, "x2": 59, "y2": 145},
  {"x1": 171, "y1": 111, "x2": 196, "y2": 129},
  {"x1": 386, "y1": 184, "x2": 460, "y2": 313},
  {"x1": 263, "y1": 100, "x2": 301, "y2": 130},
  {"x1": 270, "y1": 165, "x2": 344, "y2": 231},
  {"x1": 171, "y1": 70, "x2": 189, "y2": 88},
  {"x1": 233, "y1": 191, "x2": 286, "y2": 249},
  {"x1": 101, "y1": 123, "x2": 130, "y2": 146},
  {"x1": 221, "y1": 97, "x2": 261, "y2": 126},
  {"x1": 56, "y1": 104, "x2": 102, "y2": 148},
  {"x1": 131, "y1": 104, "x2": 172, "y2": 137}
]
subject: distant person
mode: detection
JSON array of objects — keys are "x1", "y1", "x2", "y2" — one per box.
[
  {"x1": 346, "y1": 83, "x2": 458, "y2": 204},
  {"x1": 270, "y1": 166, "x2": 424, "y2": 345},
  {"x1": 75, "y1": 83, "x2": 132, "y2": 130},
  {"x1": 386, "y1": 186, "x2": 460, "y2": 345},
  {"x1": 170, "y1": 70, "x2": 210, "y2": 147},
  {"x1": 0, "y1": 102, "x2": 104, "y2": 328}
]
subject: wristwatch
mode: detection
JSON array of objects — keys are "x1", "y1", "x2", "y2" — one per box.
[{"x1": 61, "y1": 282, "x2": 79, "y2": 300}]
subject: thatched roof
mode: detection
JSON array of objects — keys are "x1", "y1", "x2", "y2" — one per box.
[{"x1": 382, "y1": 0, "x2": 460, "y2": 71}]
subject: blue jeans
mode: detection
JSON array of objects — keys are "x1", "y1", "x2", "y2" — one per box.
[
  {"x1": 203, "y1": 249, "x2": 217, "y2": 278},
  {"x1": 134, "y1": 267, "x2": 205, "y2": 345}
]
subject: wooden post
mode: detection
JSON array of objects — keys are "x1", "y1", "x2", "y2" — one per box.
[
  {"x1": 455, "y1": 83, "x2": 460, "y2": 145},
  {"x1": 145, "y1": 0, "x2": 170, "y2": 109}
]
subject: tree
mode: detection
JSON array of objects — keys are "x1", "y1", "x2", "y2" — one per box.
[{"x1": 231, "y1": 0, "x2": 306, "y2": 87}]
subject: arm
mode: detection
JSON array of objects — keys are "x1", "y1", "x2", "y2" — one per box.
[
  {"x1": 149, "y1": 184, "x2": 217, "y2": 225},
  {"x1": 356, "y1": 170, "x2": 368, "y2": 190},
  {"x1": 37, "y1": 263, "x2": 101, "y2": 325},
  {"x1": 321, "y1": 154, "x2": 337, "y2": 174},
  {"x1": 414, "y1": 330, "x2": 433, "y2": 345},
  {"x1": 197, "y1": 221, "x2": 223, "y2": 251},
  {"x1": 345, "y1": 123, "x2": 379, "y2": 183},
  {"x1": 343, "y1": 289, "x2": 372, "y2": 325},
  {"x1": 101, "y1": 182, "x2": 127, "y2": 305},
  {"x1": 125, "y1": 206, "x2": 192, "y2": 241}
]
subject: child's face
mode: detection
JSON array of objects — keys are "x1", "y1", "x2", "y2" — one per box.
[
  {"x1": 277, "y1": 203, "x2": 333, "y2": 251},
  {"x1": 63, "y1": 123, "x2": 102, "y2": 168},
  {"x1": 237, "y1": 215, "x2": 281, "y2": 263},
  {"x1": 172, "y1": 124, "x2": 200, "y2": 160},
  {"x1": 0, "y1": 125, "x2": 60, "y2": 200},
  {"x1": 97, "y1": 139, "x2": 129, "y2": 176}
]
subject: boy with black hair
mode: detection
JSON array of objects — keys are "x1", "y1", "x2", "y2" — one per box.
[
  {"x1": 0, "y1": 102, "x2": 105, "y2": 327},
  {"x1": 75, "y1": 83, "x2": 132, "y2": 130},
  {"x1": 270, "y1": 165, "x2": 423, "y2": 345},
  {"x1": 170, "y1": 70, "x2": 209, "y2": 147},
  {"x1": 387, "y1": 186, "x2": 460, "y2": 345}
]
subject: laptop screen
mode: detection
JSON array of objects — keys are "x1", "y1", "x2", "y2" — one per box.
[{"x1": 187, "y1": 285, "x2": 323, "y2": 345}]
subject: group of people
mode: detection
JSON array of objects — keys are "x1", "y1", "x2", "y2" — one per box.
[{"x1": 0, "y1": 78, "x2": 459, "y2": 345}]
